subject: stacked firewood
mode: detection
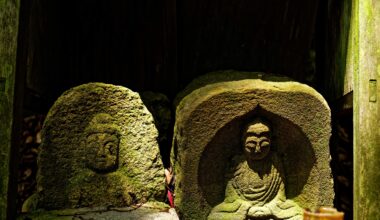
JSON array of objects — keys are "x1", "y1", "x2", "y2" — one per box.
[{"x1": 17, "y1": 114, "x2": 45, "y2": 212}]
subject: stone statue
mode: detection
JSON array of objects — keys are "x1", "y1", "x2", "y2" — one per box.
[
  {"x1": 208, "y1": 118, "x2": 302, "y2": 220},
  {"x1": 84, "y1": 113, "x2": 120, "y2": 173},
  {"x1": 68, "y1": 113, "x2": 136, "y2": 207},
  {"x1": 173, "y1": 72, "x2": 333, "y2": 219},
  {"x1": 25, "y1": 83, "x2": 165, "y2": 214}
]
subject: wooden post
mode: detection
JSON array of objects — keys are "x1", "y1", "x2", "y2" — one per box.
[
  {"x1": 354, "y1": 0, "x2": 380, "y2": 219},
  {"x1": 0, "y1": 0, "x2": 20, "y2": 219}
]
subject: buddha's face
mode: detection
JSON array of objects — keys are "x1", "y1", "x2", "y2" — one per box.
[
  {"x1": 86, "y1": 132, "x2": 119, "y2": 172},
  {"x1": 242, "y1": 120, "x2": 271, "y2": 161}
]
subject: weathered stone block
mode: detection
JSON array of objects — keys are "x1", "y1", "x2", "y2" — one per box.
[
  {"x1": 19, "y1": 202, "x2": 179, "y2": 220},
  {"x1": 30, "y1": 83, "x2": 164, "y2": 210},
  {"x1": 173, "y1": 71, "x2": 333, "y2": 219}
]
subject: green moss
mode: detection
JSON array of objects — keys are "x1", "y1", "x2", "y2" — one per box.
[
  {"x1": 19, "y1": 203, "x2": 173, "y2": 220},
  {"x1": 0, "y1": 0, "x2": 20, "y2": 218},
  {"x1": 363, "y1": 0, "x2": 373, "y2": 32},
  {"x1": 354, "y1": 0, "x2": 380, "y2": 219},
  {"x1": 174, "y1": 70, "x2": 293, "y2": 108},
  {"x1": 143, "y1": 201, "x2": 170, "y2": 210},
  {"x1": 17, "y1": 212, "x2": 73, "y2": 220},
  {"x1": 35, "y1": 83, "x2": 164, "y2": 210}
]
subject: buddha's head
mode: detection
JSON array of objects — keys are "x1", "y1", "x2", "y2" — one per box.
[
  {"x1": 242, "y1": 118, "x2": 272, "y2": 161},
  {"x1": 85, "y1": 113, "x2": 120, "y2": 173}
]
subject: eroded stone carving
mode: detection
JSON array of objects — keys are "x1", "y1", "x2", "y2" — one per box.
[
  {"x1": 28, "y1": 83, "x2": 165, "y2": 211},
  {"x1": 66, "y1": 113, "x2": 132, "y2": 208},
  {"x1": 85, "y1": 113, "x2": 120, "y2": 173},
  {"x1": 208, "y1": 118, "x2": 302, "y2": 220}
]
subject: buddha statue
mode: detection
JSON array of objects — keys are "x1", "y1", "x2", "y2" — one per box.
[
  {"x1": 208, "y1": 118, "x2": 302, "y2": 220},
  {"x1": 68, "y1": 113, "x2": 136, "y2": 208}
]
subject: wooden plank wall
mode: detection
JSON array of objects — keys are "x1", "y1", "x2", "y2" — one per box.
[
  {"x1": 178, "y1": 0, "x2": 318, "y2": 89},
  {"x1": 26, "y1": 0, "x2": 177, "y2": 102},
  {"x1": 25, "y1": 0, "x2": 319, "y2": 106}
]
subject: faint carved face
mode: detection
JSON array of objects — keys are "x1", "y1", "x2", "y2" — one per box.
[
  {"x1": 86, "y1": 132, "x2": 119, "y2": 172},
  {"x1": 84, "y1": 113, "x2": 120, "y2": 173},
  {"x1": 242, "y1": 119, "x2": 271, "y2": 160}
]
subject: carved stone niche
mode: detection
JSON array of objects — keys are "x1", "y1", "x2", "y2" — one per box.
[
  {"x1": 25, "y1": 83, "x2": 165, "y2": 211},
  {"x1": 172, "y1": 71, "x2": 334, "y2": 220}
]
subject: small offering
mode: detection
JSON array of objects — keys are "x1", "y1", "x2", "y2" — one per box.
[{"x1": 304, "y1": 207, "x2": 344, "y2": 220}]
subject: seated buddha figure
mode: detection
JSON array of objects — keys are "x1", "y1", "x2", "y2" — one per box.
[{"x1": 208, "y1": 118, "x2": 302, "y2": 220}]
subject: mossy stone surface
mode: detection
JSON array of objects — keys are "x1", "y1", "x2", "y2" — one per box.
[
  {"x1": 33, "y1": 83, "x2": 164, "y2": 210},
  {"x1": 140, "y1": 91, "x2": 172, "y2": 167},
  {"x1": 18, "y1": 202, "x2": 178, "y2": 220},
  {"x1": 172, "y1": 71, "x2": 333, "y2": 219}
]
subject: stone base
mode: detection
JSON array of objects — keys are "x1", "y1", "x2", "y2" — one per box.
[{"x1": 19, "y1": 203, "x2": 179, "y2": 220}]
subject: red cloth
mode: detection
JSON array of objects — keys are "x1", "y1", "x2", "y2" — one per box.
[{"x1": 167, "y1": 190, "x2": 174, "y2": 208}]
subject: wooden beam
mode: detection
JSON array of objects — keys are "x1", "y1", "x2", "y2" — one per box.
[
  {"x1": 354, "y1": 0, "x2": 380, "y2": 219},
  {"x1": 0, "y1": 0, "x2": 20, "y2": 219}
]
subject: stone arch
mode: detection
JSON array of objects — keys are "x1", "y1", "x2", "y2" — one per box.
[
  {"x1": 198, "y1": 106, "x2": 316, "y2": 207},
  {"x1": 173, "y1": 73, "x2": 333, "y2": 219}
]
